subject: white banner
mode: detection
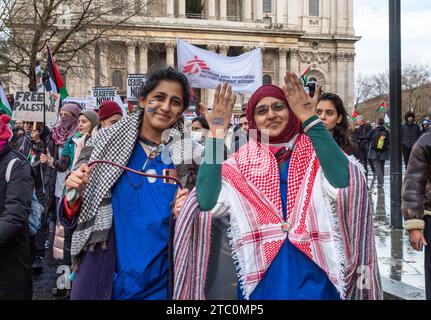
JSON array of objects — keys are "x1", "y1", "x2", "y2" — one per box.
[
  {"x1": 127, "y1": 74, "x2": 147, "y2": 105},
  {"x1": 91, "y1": 86, "x2": 117, "y2": 108},
  {"x1": 62, "y1": 97, "x2": 87, "y2": 110},
  {"x1": 12, "y1": 92, "x2": 60, "y2": 123},
  {"x1": 177, "y1": 38, "x2": 262, "y2": 94}
]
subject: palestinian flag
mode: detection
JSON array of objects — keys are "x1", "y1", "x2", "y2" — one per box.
[
  {"x1": 301, "y1": 66, "x2": 312, "y2": 85},
  {"x1": 35, "y1": 60, "x2": 43, "y2": 93},
  {"x1": 0, "y1": 82, "x2": 12, "y2": 116},
  {"x1": 352, "y1": 109, "x2": 359, "y2": 122},
  {"x1": 46, "y1": 44, "x2": 68, "y2": 100},
  {"x1": 377, "y1": 100, "x2": 387, "y2": 113}
]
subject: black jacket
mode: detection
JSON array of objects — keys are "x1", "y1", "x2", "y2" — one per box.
[
  {"x1": 0, "y1": 144, "x2": 33, "y2": 300},
  {"x1": 402, "y1": 122, "x2": 421, "y2": 149},
  {"x1": 357, "y1": 122, "x2": 372, "y2": 151}
]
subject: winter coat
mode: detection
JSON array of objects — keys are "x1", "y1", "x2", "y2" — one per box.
[
  {"x1": 356, "y1": 122, "x2": 372, "y2": 151},
  {"x1": 0, "y1": 144, "x2": 33, "y2": 300},
  {"x1": 16, "y1": 136, "x2": 47, "y2": 205},
  {"x1": 402, "y1": 132, "x2": 431, "y2": 231},
  {"x1": 367, "y1": 126, "x2": 390, "y2": 161},
  {"x1": 402, "y1": 122, "x2": 421, "y2": 150}
]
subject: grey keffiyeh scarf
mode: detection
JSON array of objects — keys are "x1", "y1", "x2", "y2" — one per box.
[{"x1": 71, "y1": 110, "x2": 203, "y2": 260}]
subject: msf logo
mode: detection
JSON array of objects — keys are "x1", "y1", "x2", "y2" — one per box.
[{"x1": 183, "y1": 55, "x2": 210, "y2": 75}]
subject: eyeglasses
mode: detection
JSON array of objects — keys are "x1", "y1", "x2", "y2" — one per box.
[{"x1": 254, "y1": 101, "x2": 288, "y2": 116}]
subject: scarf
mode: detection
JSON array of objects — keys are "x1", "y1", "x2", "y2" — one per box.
[
  {"x1": 246, "y1": 85, "x2": 301, "y2": 144},
  {"x1": 174, "y1": 134, "x2": 382, "y2": 300},
  {"x1": 71, "y1": 110, "x2": 203, "y2": 260},
  {"x1": 51, "y1": 104, "x2": 80, "y2": 146}
]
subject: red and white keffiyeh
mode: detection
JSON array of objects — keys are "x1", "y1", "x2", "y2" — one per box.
[{"x1": 174, "y1": 134, "x2": 382, "y2": 300}]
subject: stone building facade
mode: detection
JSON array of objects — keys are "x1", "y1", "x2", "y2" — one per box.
[{"x1": 8, "y1": 0, "x2": 360, "y2": 112}]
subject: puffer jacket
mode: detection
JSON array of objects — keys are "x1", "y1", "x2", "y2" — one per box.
[
  {"x1": 401, "y1": 132, "x2": 431, "y2": 231},
  {"x1": 0, "y1": 144, "x2": 33, "y2": 300}
]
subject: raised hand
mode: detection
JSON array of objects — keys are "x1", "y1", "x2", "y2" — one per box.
[
  {"x1": 201, "y1": 83, "x2": 237, "y2": 139},
  {"x1": 282, "y1": 72, "x2": 320, "y2": 123}
]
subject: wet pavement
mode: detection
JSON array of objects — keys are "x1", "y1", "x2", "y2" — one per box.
[{"x1": 369, "y1": 163, "x2": 425, "y2": 292}]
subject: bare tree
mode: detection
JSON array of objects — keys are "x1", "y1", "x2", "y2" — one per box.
[
  {"x1": 401, "y1": 64, "x2": 431, "y2": 113},
  {"x1": 354, "y1": 73, "x2": 373, "y2": 108},
  {"x1": 0, "y1": 0, "x2": 151, "y2": 91},
  {"x1": 370, "y1": 71, "x2": 389, "y2": 99}
]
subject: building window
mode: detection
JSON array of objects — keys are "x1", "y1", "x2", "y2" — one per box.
[
  {"x1": 186, "y1": 0, "x2": 203, "y2": 19},
  {"x1": 263, "y1": 74, "x2": 272, "y2": 85},
  {"x1": 112, "y1": 70, "x2": 123, "y2": 89},
  {"x1": 263, "y1": 0, "x2": 272, "y2": 13},
  {"x1": 112, "y1": 0, "x2": 124, "y2": 16},
  {"x1": 309, "y1": 0, "x2": 319, "y2": 17}
]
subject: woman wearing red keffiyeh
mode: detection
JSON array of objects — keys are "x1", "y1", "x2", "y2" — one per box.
[{"x1": 173, "y1": 73, "x2": 382, "y2": 300}]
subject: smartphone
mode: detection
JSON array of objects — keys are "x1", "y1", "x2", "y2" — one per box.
[{"x1": 306, "y1": 81, "x2": 317, "y2": 98}]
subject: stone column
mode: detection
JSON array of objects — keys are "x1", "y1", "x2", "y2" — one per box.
[
  {"x1": 322, "y1": 0, "x2": 331, "y2": 33},
  {"x1": 166, "y1": 42, "x2": 175, "y2": 68},
  {"x1": 179, "y1": 0, "x2": 186, "y2": 18},
  {"x1": 289, "y1": 48, "x2": 299, "y2": 74},
  {"x1": 208, "y1": 0, "x2": 216, "y2": 20},
  {"x1": 279, "y1": 48, "x2": 287, "y2": 86},
  {"x1": 138, "y1": 42, "x2": 148, "y2": 74},
  {"x1": 346, "y1": 53, "x2": 355, "y2": 113},
  {"x1": 276, "y1": 0, "x2": 284, "y2": 26},
  {"x1": 254, "y1": 0, "x2": 262, "y2": 22},
  {"x1": 336, "y1": 53, "x2": 346, "y2": 102},
  {"x1": 330, "y1": 0, "x2": 337, "y2": 34},
  {"x1": 220, "y1": 0, "x2": 227, "y2": 20},
  {"x1": 167, "y1": 0, "x2": 174, "y2": 18},
  {"x1": 219, "y1": 45, "x2": 229, "y2": 56},
  {"x1": 242, "y1": 0, "x2": 252, "y2": 22},
  {"x1": 329, "y1": 53, "x2": 337, "y2": 93},
  {"x1": 99, "y1": 40, "x2": 109, "y2": 86},
  {"x1": 347, "y1": 0, "x2": 354, "y2": 34},
  {"x1": 287, "y1": 0, "x2": 299, "y2": 29},
  {"x1": 126, "y1": 40, "x2": 136, "y2": 75},
  {"x1": 336, "y1": 0, "x2": 347, "y2": 34}
]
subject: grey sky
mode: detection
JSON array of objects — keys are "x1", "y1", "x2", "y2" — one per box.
[{"x1": 354, "y1": 0, "x2": 431, "y2": 77}]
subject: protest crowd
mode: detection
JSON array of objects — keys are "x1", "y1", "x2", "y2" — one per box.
[{"x1": 1, "y1": 46, "x2": 430, "y2": 301}]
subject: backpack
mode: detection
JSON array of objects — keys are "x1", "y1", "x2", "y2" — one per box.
[
  {"x1": 371, "y1": 130, "x2": 389, "y2": 151},
  {"x1": 5, "y1": 158, "x2": 43, "y2": 236}
]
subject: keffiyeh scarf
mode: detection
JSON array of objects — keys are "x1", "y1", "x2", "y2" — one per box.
[
  {"x1": 71, "y1": 111, "x2": 202, "y2": 260},
  {"x1": 174, "y1": 134, "x2": 382, "y2": 300}
]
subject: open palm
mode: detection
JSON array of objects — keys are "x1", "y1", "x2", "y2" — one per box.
[{"x1": 200, "y1": 83, "x2": 237, "y2": 138}]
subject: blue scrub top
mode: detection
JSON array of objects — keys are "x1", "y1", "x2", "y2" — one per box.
[
  {"x1": 111, "y1": 141, "x2": 177, "y2": 300},
  {"x1": 238, "y1": 160, "x2": 341, "y2": 300}
]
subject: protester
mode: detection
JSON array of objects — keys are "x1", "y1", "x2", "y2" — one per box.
[
  {"x1": 316, "y1": 93, "x2": 356, "y2": 156},
  {"x1": 39, "y1": 103, "x2": 80, "y2": 298},
  {"x1": 97, "y1": 101, "x2": 123, "y2": 129},
  {"x1": 402, "y1": 111, "x2": 421, "y2": 168},
  {"x1": 356, "y1": 115, "x2": 374, "y2": 177},
  {"x1": 60, "y1": 68, "x2": 202, "y2": 300},
  {"x1": 367, "y1": 118, "x2": 390, "y2": 189},
  {"x1": 232, "y1": 113, "x2": 249, "y2": 152},
  {"x1": 0, "y1": 114, "x2": 33, "y2": 300},
  {"x1": 421, "y1": 119, "x2": 430, "y2": 135},
  {"x1": 401, "y1": 132, "x2": 431, "y2": 300},
  {"x1": 16, "y1": 123, "x2": 50, "y2": 273},
  {"x1": 191, "y1": 116, "x2": 209, "y2": 145},
  {"x1": 174, "y1": 74, "x2": 382, "y2": 300},
  {"x1": 72, "y1": 101, "x2": 123, "y2": 169}
]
